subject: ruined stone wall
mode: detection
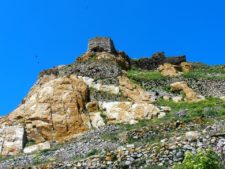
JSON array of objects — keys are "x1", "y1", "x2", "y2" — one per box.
[{"x1": 88, "y1": 37, "x2": 116, "y2": 53}]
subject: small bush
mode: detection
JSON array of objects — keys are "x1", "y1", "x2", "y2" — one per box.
[{"x1": 173, "y1": 149, "x2": 222, "y2": 169}]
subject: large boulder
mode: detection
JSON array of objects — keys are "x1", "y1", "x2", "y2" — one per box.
[
  {"x1": 0, "y1": 125, "x2": 25, "y2": 156},
  {"x1": 170, "y1": 81, "x2": 202, "y2": 102},
  {"x1": 99, "y1": 102, "x2": 161, "y2": 124},
  {"x1": 7, "y1": 75, "x2": 90, "y2": 143},
  {"x1": 158, "y1": 63, "x2": 179, "y2": 77}
]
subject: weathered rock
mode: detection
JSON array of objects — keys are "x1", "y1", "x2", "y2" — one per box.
[
  {"x1": 118, "y1": 76, "x2": 151, "y2": 103},
  {"x1": 78, "y1": 76, "x2": 120, "y2": 95},
  {"x1": 172, "y1": 96, "x2": 183, "y2": 102},
  {"x1": 170, "y1": 81, "x2": 201, "y2": 102},
  {"x1": 158, "y1": 63, "x2": 179, "y2": 77},
  {"x1": 181, "y1": 62, "x2": 192, "y2": 73},
  {"x1": 86, "y1": 101, "x2": 99, "y2": 113},
  {"x1": 99, "y1": 101, "x2": 160, "y2": 123},
  {"x1": 0, "y1": 125, "x2": 25, "y2": 156},
  {"x1": 89, "y1": 112, "x2": 105, "y2": 128},
  {"x1": 8, "y1": 75, "x2": 90, "y2": 143},
  {"x1": 72, "y1": 60, "x2": 122, "y2": 79},
  {"x1": 77, "y1": 51, "x2": 130, "y2": 70},
  {"x1": 158, "y1": 112, "x2": 166, "y2": 119},
  {"x1": 23, "y1": 141, "x2": 51, "y2": 154},
  {"x1": 185, "y1": 131, "x2": 200, "y2": 141}
]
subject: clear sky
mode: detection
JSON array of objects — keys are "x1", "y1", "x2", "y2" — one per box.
[{"x1": 0, "y1": 0, "x2": 225, "y2": 115}]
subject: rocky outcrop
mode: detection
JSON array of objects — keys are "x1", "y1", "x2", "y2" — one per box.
[
  {"x1": 23, "y1": 141, "x2": 51, "y2": 154},
  {"x1": 99, "y1": 102, "x2": 164, "y2": 124},
  {"x1": 77, "y1": 51, "x2": 131, "y2": 70},
  {"x1": 158, "y1": 63, "x2": 179, "y2": 77},
  {"x1": 0, "y1": 125, "x2": 25, "y2": 156},
  {"x1": 170, "y1": 81, "x2": 203, "y2": 102},
  {"x1": 118, "y1": 76, "x2": 152, "y2": 103},
  {"x1": 181, "y1": 62, "x2": 192, "y2": 73},
  {"x1": 78, "y1": 76, "x2": 120, "y2": 95},
  {"x1": 7, "y1": 75, "x2": 90, "y2": 143}
]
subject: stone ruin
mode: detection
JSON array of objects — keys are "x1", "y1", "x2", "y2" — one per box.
[
  {"x1": 88, "y1": 37, "x2": 116, "y2": 53},
  {"x1": 131, "y1": 52, "x2": 186, "y2": 70},
  {"x1": 85, "y1": 37, "x2": 186, "y2": 70}
]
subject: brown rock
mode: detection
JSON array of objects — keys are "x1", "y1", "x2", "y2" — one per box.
[
  {"x1": 170, "y1": 81, "x2": 199, "y2": 102},
  {"x1": 86, "y1": 101, "x2": 99, "y2": 112},
  {"x1": 8, "y1": 75, "x2": 90, "y2": 143},
  {"x1": 158, "y1": 63, "x2": 179, "y2": 77},
  {"x1": 181, "y1": 62, "x2": 192, "y2": 72},
  {"x1": 118, "y1": 76, "x2": 151, "y2": 103}
]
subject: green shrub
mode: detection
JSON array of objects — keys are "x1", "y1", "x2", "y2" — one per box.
[{"x1": 173, "y1": 149, "x2": 221, "y2": 169}]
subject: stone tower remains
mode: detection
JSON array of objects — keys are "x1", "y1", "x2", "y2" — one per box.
[{"x1": 88, "y1": 37, "x2": 116, "y2": 53}]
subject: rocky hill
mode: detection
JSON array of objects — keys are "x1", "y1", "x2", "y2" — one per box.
[{"x1": 0, "y1": 37, "x2": 224, "y2": 169}]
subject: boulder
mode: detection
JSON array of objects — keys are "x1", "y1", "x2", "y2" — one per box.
[
  {"x1": 8, "y1": 75, "x2": 90, "y2": 143},
  {"x1": 170, "y1": 81, "x2": 201, "y2": 102},
  {"x1": 118, "y1": 76, "x2": 151, "y2": 103},
  {"x1": 23, "y1": 141, "x2": 51, "y2": 154},
  {"x1": 158, "y1": 63, "x2": 179, "y2": 77},
  {"x1": 99, "y1": 101, "x2": 161, "y2": 124},
  {"x1": 185, "y1": 131, "x2": 200, "y2": 141},
  {"x1": 181, "y1": 62, "x2": 192, "y2": 73},
  {"x1": 0, "y1": 125, "x2": 25, "y2": 156}
]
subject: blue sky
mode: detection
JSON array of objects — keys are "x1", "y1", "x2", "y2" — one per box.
[{"x1": 0, "y1": 0, "x2": 225, "y2": 115}]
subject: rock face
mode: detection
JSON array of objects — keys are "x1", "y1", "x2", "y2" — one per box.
[
  {"x1": 8, "y1": 75, "x2": 89, "y2": 143},
  {"x1": 71, "y1": 61, "x2": 123, "y2": 79},
  {"x1": 0, "y1": 125, "x2": 25, "y2": 156},
  {"x1": 99, "y1": 102, "x2": 161, "y2": 124},
  {"x1": 118, "y1": 76, "x2": 152, "y2": 103},
  {"x1": 170, "y1": 81, "x2": 201, "y2": 102},
  {"x1": 23, "y1": 141, "x2": 51, "y2": 154}
]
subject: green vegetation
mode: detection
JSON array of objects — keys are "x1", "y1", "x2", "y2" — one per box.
[
  {"x1": 127, "y1": 69, "x2": 164, "y2": 81},
  {"x1": 173, "y1": 149, "x2": 223, "y2": 169},
  {"x1": 183, "y1": 63, "x2": 225, "y2": 80},
  {"x1": 156, "y1": 97, "x2": 225, "y2": 122}
]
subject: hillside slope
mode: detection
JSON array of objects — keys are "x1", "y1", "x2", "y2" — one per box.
[{"x1": 0, "y1": 37, "x2": 224, "y2": 169}]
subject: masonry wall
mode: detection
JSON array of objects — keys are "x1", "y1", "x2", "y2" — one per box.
[{"x1": 88, "y1": 37, "x2": 116, "y2": 53}]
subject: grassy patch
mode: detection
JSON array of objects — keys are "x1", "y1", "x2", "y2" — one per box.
[
  {"x1": 127, "y1": 69, "x2": 164, "y2": 81},
  {"x1": 156, "y1": 97, "x2": 225, "y2": 122},
  {"x1": 183, "y1": 64, "x2": 225, "y2": 80}
]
